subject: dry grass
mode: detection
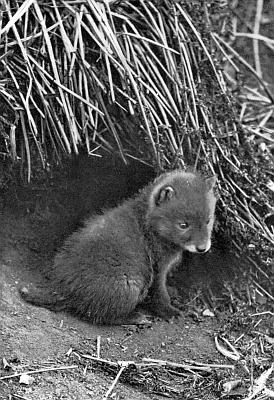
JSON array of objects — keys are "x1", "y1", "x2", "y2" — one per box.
[{"x1": 0, "y1": 1, "x2": 231, "y2": 173}]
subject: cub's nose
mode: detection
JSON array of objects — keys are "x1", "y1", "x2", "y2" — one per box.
[{"x1": 196, "y1": 246, "x2": 207, "y2": 253}]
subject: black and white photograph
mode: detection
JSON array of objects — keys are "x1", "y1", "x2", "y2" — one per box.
[{"x1": 0, "y1": 1, "x2": 273, "y2": 399}]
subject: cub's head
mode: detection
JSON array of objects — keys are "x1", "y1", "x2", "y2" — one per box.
[{"x1": 147, "y1": 170, "x2": 217, "y2": 253}]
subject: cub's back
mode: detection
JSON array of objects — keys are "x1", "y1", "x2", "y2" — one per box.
[{"x1": 52, "y1": 203, "x2": 150, "y2": 281}]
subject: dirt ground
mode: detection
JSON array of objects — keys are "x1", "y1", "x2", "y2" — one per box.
[{"x1": 0, "y1": 155, "x2": 272, "y2": 400}]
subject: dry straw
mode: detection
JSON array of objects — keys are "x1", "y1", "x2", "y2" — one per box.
[{"x1": 0, "y1": 0, "x2": 229, "y2": 170}]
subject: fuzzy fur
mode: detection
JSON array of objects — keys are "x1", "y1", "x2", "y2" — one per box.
[{"x1": 20, "y1": 170, "x2": 217, "y2": 325}]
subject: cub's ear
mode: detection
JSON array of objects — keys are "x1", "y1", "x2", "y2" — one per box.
[
  {"x1": 205, "y1": 175, "x2": 217, "y2": 191},
  {"x1": 155, "y1": 186, "x2": 174, "y2": 206}
]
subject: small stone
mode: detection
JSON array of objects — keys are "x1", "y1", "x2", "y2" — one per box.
[
  {"x1": 202, "y1": 309, "x2": 215, "y2": 317},
  {"x1": 19, "y1": 373, "x2": 35, "y2": 385}
]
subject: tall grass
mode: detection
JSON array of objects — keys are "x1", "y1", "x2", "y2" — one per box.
[{"x1": 0, "y1": 1, "x2": 231, "y2": 174}]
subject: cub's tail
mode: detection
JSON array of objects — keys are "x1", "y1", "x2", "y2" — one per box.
[{"x1": 19, "y1": 286, "x2": 67, "y2": 312}]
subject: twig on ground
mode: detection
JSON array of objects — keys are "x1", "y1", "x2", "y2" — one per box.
[
  {"x1": 10, "y1": 395, "x2": 31, "y2": 400},
  {"x1": 253, "y1": 0, "x2": 264, "y2": 78},
  {"x1": 243, "y1": 363, "x2": 274, "y2": 400},
  {"x1": 80, "y1": 353, "x2": 234, "y2": 372},
  {"x1": 250, "y1": 311, "x2": 274, "y2": 316},
  {"x1": 97, "y1": 335, "x2": 101, "y2": 359},
  {"x1": 81, "y1": 354, "x2": 117, "y2": 367},
  {"x1": 142, "y1": 357, "x2": 235, "y2": 371},
  {"x1": 0, "y1": 365, "x2": 78, "y2": 381},
  {"x1": 103, "y1": 361, "x2": 130, "y2": 399},
  {"x1": 215, "y1": 336, "x2": 241, "y2": 361}
]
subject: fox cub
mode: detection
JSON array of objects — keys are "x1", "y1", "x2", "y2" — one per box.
[{"x1": 21, "y1": 170, "x2": 217, "y2": 325}]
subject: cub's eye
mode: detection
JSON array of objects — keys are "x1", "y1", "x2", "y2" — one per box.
[
  {"x1": 178, "y1": 222, "x2": 189, "y2": 230},
  {"x1": 206, "y1": 218, "x2": 211, "y2": 225}
]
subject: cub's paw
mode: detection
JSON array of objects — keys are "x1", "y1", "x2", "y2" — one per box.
[
  {"x1": 152, "y1": 304, "x2": 182, "y2": 320},
  {"x1": 19, "y1": 285, "x2": 66, "y2": 312},
  {"x1": 118, "y1": 311, "x2": 152, "y2": 326}
]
